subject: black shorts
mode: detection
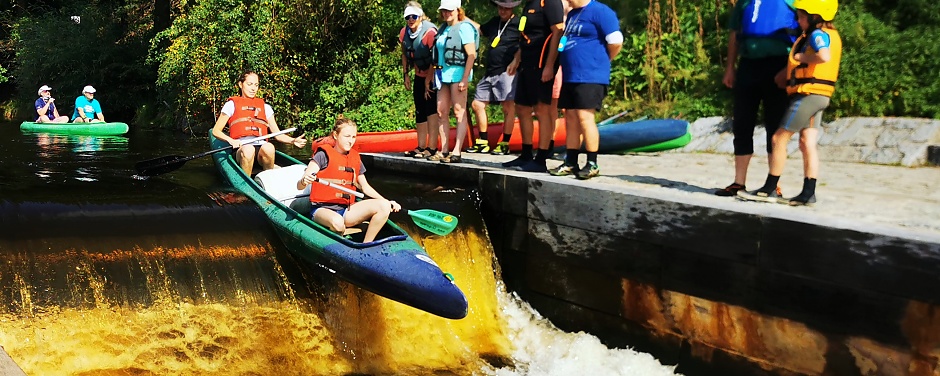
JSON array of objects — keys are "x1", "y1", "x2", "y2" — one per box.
[
  {"x1": 514, "y1": 65, "x2": 556, "y2": 107},
  {"x1": 557, "y1": 83, "x2": 607, "y2": 111},
  {"x1": 412, "y1": 75, "x2": 438, "y2": 124}
]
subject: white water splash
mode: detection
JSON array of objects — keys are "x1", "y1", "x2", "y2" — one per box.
[{"x1": 487, "y1": 288, "x2": 681, "y2": 376}]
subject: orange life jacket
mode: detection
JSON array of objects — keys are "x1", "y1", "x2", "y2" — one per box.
[
  {"x1": 309, "y1": 144, "x2": 361, "y2": 207},
  {"x1": 787, "y1": 28, "x2": 842, "y2": 97},
  {"x1": 227, "y1": 96, "x2": 270, "y2": 139}
]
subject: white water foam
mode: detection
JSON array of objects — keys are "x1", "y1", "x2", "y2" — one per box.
[{"x1": 487, "y1": 288, "x2": 681, "y2": 376}]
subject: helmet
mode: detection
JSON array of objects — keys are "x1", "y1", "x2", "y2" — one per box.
[{"x1": 793, "y1": 0, "x2": 838, "y2": 21}]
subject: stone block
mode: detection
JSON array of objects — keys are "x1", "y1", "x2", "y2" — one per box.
[
  {"x1": 909, "y1": 121, "x2": 940, "y2": 143},
  {"x1": 876, "y1": 128, "x2": 915, "y2": 148},
  {"x1": 823, "y1": 146, "x2": 864, "y2": 163},
  {"x1": 864, "y1": 147, "x2": 903, "y2": 165},
  {"x1": 898, "y1": 143, "x2": 928, "y2": 167}
]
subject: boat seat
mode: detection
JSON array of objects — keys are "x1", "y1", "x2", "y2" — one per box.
[{"x1": 253, "y1": 164, "x2": 311, "y2": 214}]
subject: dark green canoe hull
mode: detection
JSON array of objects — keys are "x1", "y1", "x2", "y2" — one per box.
[
  {"x1": 209, "y1": 132, "x2": 468, "y2": 319},
  {"x1": 20, "y1": 121, "x2": 129, "y2": 136}
]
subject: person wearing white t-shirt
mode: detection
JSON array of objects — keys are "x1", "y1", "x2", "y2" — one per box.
[{"x1": 211, "y1": 71, "x2": 307, "y2": 176}]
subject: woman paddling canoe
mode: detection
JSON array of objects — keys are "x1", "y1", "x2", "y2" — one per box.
[{"x1": 211, "y1": 71, "x2": 307, "y2": 176}]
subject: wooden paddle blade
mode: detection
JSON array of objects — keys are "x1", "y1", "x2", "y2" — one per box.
[
  {"x1": 135, "y1": 155, "x2": 188, "y2": 176},
  {"x1": 407, "y1": 209, "x2": 458, "y2": 236}
]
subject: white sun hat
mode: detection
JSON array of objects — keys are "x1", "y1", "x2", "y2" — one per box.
[
  {"x1": 439, "y1": 0, "x2": 460, "y2": 11},
  {"x1": 83, "y1": 85, "x2": 96, "y2": 93},
  {"x1": 404, "y1": 6, "x2": 423, "y2": 18},
  {"x1": 38, "y1": 85, "x2": 52, "y2": 95}
]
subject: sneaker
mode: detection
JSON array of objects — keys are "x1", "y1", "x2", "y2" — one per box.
[
  {"x1": 778, "y1": 193, "x2": 816, "y2": 206},
  {"x1": 502, "y1": 155, "x2": 532, "y2": 167},
  {"x1": 404, "y1": 148, "x2": 422, "y2": 157},
  {"x1": 515, "y1": 160, "x2": 547, "y2": 172},
  {"x1": 440, "y1": 154, "x2": 462, "y2": 163},
  {"x1": 490, "y1": 141, "x2": 510, "y2": 155},
  {"x1": 575, "y1": 162, "x2": 600, "y2": 180},
  {"x1": 736, "y1": 187, "x2": 781, "y2": 203},
  {"x1": 549, "y1": 163, "x2": 579, "y2": 176},
  {"x1": 715, "y1": 183, "x2": 746, "y2": 197},
  {"x1": 427, "y1": 152, "x2": 445, "y2": 161},
  {"x1": 465, "y1": 139, "x2": 490, "y2": 154}
]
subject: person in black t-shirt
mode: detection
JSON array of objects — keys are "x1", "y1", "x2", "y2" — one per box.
[
  {"x1": 501, "y1": 0, "x2": 565, "y2": 173},
  {"x1": 467, "y1": 0, "x2": 522, "y2": 155}
]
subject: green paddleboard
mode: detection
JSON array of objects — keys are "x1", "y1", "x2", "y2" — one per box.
[{"x1": 20, "y1": 121, "x2": 129, "y2": 136}]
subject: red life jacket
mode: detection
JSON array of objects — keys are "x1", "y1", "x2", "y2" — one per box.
[
  {"x1": 227, "y1": 96, "x2": 269, "y2": 139},
  {"x1": 309, "y1": 144, "x2": 361, "y2": 207}
]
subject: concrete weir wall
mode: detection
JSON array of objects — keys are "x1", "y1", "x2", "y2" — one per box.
[{"x1": 364, "y1": 154, "x2": 940, "y2": 376}]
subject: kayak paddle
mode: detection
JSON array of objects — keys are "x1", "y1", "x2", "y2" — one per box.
[
  {"x1": 135, "y1": 127, "x2": 297, "y2": 176},
  {"x1": 598, "y1": 109, "x2": 632, "y2": 126},
  {"x1": 310, "y1": 178, "x2": 459, "y2": 236}
]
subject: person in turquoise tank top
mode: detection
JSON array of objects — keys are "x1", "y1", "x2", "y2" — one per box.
[
  {"x1": 71, "y1": 85, "x2": 106, "y2": 123},
  {"x1": 715, "y1": 0, "x2": 797, "y2": 198},
  {"x1": 431, "y1": 0, "x2": 478, "y2": 163}
]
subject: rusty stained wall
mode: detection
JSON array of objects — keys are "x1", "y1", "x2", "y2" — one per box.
[{"x1": 621, "y1": 279, "x2": 940, "y2": 376}]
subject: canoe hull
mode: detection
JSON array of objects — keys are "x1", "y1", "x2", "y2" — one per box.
[
  {"x1": 354, "y1": 118, "x2": 566, "y2": 153},
  {"x1": 209, "y1": 133, "x2": 468, "y2": 319},
  {"x1": 20, "y1": 121, "x2": 129, "y2": 136},
  {"x1": 354, "y1": 118, "x2": 690, "y2": 154}
]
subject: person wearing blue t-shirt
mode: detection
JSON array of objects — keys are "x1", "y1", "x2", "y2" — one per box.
[
  {"x1": 71, "y1": 85, "x2": 105, "y2": 123},
  {"x1": 549, "y1": 0, "x2": 622, "y2": 180},
  {"x1": 433, "y1": 0, "x2": 479, "y2": 163},
  {"x1": 34, "y1": 85, "x2": 69, "y2": 123}
]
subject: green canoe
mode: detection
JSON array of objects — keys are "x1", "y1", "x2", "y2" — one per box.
[
  {"x1": 208, "y1": 132, "x2": 469, "y2": 319},
  {"x1": 20, "y1": 121, "x2": 129, "y2": 136}
]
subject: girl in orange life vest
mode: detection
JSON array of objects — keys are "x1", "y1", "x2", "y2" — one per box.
[
  {"x1": 738, "y1": 0, "x2": 841, "y2": 206},
  {"x1": 211, "y1": 71, "x2": 307, "y2": 176},
  {"x1": 297, "y1": 116, "x2": 402, "y2": 243}
]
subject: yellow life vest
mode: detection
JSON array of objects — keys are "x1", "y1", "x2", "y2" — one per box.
[{"x1": 787, "y1": 28, "x2": 842, "y2": 97}]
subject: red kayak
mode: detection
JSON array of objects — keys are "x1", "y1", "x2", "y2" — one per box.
[{"x1": 350, "y1": 118, "x2": 567, "y2": 153}]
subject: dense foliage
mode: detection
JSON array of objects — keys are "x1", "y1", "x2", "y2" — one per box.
[{"x1": 1, "y1": 0, "x2": 938, "y2": 135}]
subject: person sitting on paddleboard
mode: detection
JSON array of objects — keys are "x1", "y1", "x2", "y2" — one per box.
[
  {"x1": 35, "y1": 85, "x2": 69, "y2": 123},
  {"x1": 71, "y1": 85, "x2": 106, "y2": 123},
  {"x1": 297, "y1": 115, "x2": 402, "y2": 243},
  {"x1": 211, "y1": 71, "x2": 307, "y2": 176}
]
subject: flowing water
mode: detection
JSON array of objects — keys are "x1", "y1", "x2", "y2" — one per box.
[{"x1": 0, "y1": 122, "x2": 678, "y2": 375}]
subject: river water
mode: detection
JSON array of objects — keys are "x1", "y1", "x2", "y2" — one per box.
[{"x1": 0, "y1": 122, "x2": 678, "y2": 375}]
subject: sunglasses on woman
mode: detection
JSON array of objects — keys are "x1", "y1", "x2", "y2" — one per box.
[{"x1": 405, "y1": 14, "x2": 419, "y2": 21}]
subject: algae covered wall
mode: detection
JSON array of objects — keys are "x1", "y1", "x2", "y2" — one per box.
[{"x1": 477, "y1": 171, "x2": 940, "y2": 376}]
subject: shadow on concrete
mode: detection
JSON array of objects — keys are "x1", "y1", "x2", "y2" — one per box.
[{"x1": 605, "y1": 174, "x2": 715, "y2": 194}]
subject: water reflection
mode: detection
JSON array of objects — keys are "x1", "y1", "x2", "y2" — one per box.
[{"x1": 33, "y1": 133, "x2": 129, "y2": 153}]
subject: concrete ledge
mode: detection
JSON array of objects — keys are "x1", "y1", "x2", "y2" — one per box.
[
  {"x1": 0, "y1": 347, "x2": 26, "y2": 376},
  {"x1": 365, "y1": 153, "x2": 940, "y2": 375}
]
